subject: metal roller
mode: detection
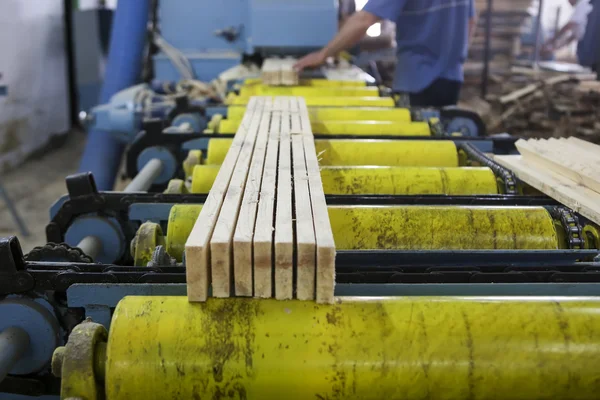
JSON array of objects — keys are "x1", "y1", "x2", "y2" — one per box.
[
  {"x1": 329, "y1": 205, "x2": 559, "y2": 250},
  {"x1": 204, "y1": 139, "x2": 459, "y2": 167},
  {"x1": 190, "y1": 165, "x2": 498, "y2": 195},
  {"x1": 315, "y1": 140, "x2": 458, "y2": 167},
  {"x1": 217, "y1": 119, "x2": 429, "y2": 136},
  {"x1": 166, "y1": 204, "x2": 202, "y2": 261},
  {"x1": 227, "y1": 95, "x2": 395, "y2": 107},
  {"x1": 227, "y1": 106, "x2": 410, "y2": 122},
  {"x1": 239, "y1": 85, "x2": 379, "y2": 97},
  {"x1": 243, "y1": 78, "x2": 367, "y2": 87},
  {"x1": 102, "y1": 296, "x2": 600, "y2": 400}
]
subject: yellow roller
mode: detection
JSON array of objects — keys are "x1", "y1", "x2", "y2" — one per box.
[
  {"x1": 227, "y1": 94, "x2": 395, "y2": 107},
  {"x1": 329, "y1": 205, "x2": 559, "y2": 250},
  {"x1": 166, "y1": 204, "x2": 202, "y2": 261},
  {"x1": 191, "y1": 165, "x2": 498, "y2": 195},
  {"x1": 106, "y1": 296, "x2": 600, "y2": 400},
  {"x1": 315, "y1": 140, "x2": 459, "y2": 167},
  {"x1": 204, "y1": 139, "x2": 458, "y2": 167},
  {"x1": 218, "y1": 119, "x2": 429, "y2": 136},
  {"x1": 320, "y1": 167, "x2": 498, "y2": 195},
  {"x1": 227, "y1": 106, "x2": 411, "y2": 122},
  {"x1": 243, "y1": 78, "x2": 367, "y2": 87},
  {"x1": 239, "y1": 85, "x2": 379, "y2": 97},
  {"x1": 205, "y1": 139, "x2": 233, "y2": 165}
]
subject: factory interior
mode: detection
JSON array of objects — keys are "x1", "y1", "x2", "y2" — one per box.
[{"x1": 0, "y1": 0, "x2": 600, "y2": 398}]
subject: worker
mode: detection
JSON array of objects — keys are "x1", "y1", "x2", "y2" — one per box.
[
  {"x1": 294, "y1": 0, "x2": 477, "y2": 107},
  {"x1": 542, "y1": 0, "x2": 593, "y2": 60},
  {"x1": 576, "y1": 0, "x2": 598, "y2": 74}
]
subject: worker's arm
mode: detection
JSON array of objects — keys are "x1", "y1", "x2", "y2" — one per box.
[
  {"x1": 543, "y1": 21, "x2": 578, "y2": 53},
  {"x1": 294, "y1": 11, "x2": 381, "y2": 71}
]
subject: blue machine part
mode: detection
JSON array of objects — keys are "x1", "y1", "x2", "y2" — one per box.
[
  {"x1": 78, "y1": 0, "x2": 150, "y2": 191},
  {"x1": 88, "y1": 84, "x2": 150, "y2": 143},
  {"x1": 64, "y1": 214, "x2": 125, "y2": 264},
  {"x1": 446, "y1": 116, "x2": 480, "y2": 137},
  {"x1": 0, "y1": 297, "x2": 60, "y2": 375},
  {"x1": 129, "y1": 203, "x2": 177, "y2": 224},
  {"x1": 171, "y1": 113, "x2": 203, "y2": 132},
  {"x1": 137, "y1": 147, "x2": 177, "y2": 184},
  {"x1": 154, "y1": 0, "x2": 337, "y2": 82}
]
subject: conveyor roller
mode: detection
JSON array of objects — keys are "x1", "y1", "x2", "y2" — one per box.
[
  {"x1": 190, "y1": 165, "x2": 499, "y2": 195},
  {"x1": 97, "y1": 296, "x2": 600, "y2": 400}
]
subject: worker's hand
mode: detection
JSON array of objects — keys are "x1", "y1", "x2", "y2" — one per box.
[{"x1": 294, "y1": 50, "x2": 327, "y2": 72}]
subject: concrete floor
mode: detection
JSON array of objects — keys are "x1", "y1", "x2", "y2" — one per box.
[{"x1": 0, "y1": 131, "x2": 87, "y2": 253}]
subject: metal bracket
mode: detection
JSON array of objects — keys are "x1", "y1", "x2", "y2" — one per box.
[{"x1": 0, "y1": 237, "x2": 33, "y2": 295}]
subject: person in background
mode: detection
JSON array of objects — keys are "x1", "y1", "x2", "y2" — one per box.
[
  {"x1": 542, "y1": 0, "x2": 593, "y2": 58},
  {"x1": 294, "y1": 0, "x2": 477, "y2": 107},
  {"x1": 576, "y1": 0, "x2": 598, "y2": 74}
]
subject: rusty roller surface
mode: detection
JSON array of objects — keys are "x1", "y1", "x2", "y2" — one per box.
[{"x1": 105, "y1": 296, "x2": 600, "y2": 400}]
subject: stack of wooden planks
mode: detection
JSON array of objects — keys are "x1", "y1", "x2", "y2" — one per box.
[
  {"x1": 261, "y1": 57, "x2": 299, "y2": 86},
  {"x1": 186, "y1": 96, "x2": 335, "y2": 303},
  {"x1": 495, "y1": 137, "x2": 600, "y2": 225}
]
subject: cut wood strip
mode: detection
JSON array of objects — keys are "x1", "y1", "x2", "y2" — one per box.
[
  {"x1": 210, "y1": 97, "x2": 266, "y2": 298},
  {"x1": 562, "y1": 137, "x2": 600, "y2": 157},
  {"x1": 303, "y1": 134, "x2": 336, "y2": 304},
  {"x1": 275, "y1": 106, "x2": 294, "y2": 300},
  {"x1": 280, "y1": 58, "x2": 299, "y2": 86},
  {"x1": 298, "y1": 97, "x2": 312, "y2": 135},
  {"x1": 292, "y1": 134, "x2": 316, "y2": 300},
  {"x1": 499, "y1": 74, "x2": 572, "y2": 104},
  {"x1": 253, "y1": 110, "x2": 280, "y2": 298},
  {"x1": 185, "y1": 97, "x2": 260, "y2": 302},
  {"x1": 494, "y1": 154, "x2": 600, "y2": 225},
  {"x1": 261, "y1": 58, "x2": 299, "y2": 86},
  {"x1": 233, "y1": 99, "x2": 272, "y2": 296}
]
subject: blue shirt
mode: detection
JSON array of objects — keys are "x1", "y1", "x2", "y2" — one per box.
[
  {"x1": 363, "y1": 0, "x2": 474, "y2": 92},
  {"x1": 577, "y1": 0, "x2": 598, "y2": 67}
]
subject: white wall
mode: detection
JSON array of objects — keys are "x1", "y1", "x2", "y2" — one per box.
[{"x1": 0, "y1": 0, "x2": 70, "y2": 171}]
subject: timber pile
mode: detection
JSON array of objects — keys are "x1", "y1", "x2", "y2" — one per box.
[
  {"x1": 495, "y1": 137, "x2": 600, "y2": 225},
  {"x1": 261, "y1": 57, "x2": 299, "y2": 86},
  {"x1": 481, "y1": 73, "x2": 600, "y2": 141},
  {"x1": 466, "y1": 0, "x2": 533, "y2": 79},
  {"x1": 185, "y1": 96, "x2": 335, "y2": 304}
]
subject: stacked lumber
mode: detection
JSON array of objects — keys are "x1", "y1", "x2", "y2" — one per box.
[
  {"x1": 495, "y1": 137, "x2": 600, "y2": 225},
  {"x1": 185, "y1": 96, "x2": 335, "y2": 303},
  {"x1": 261, "y1": 57, "x2": 299, "y2": 86}
]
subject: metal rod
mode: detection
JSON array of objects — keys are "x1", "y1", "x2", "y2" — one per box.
[
  {"x1": 481, "y1": 0, "x2": 493, "y2": 97},
  {"x1": 0, "y1": 327, "x2": 30, "y2": 383},
  {"x1": 76, "y1": 235, "x2": 103, "y2": 260},
  {"x1": 124, "y1": 158, "x2": 164, "y2": 192},
  {"x1": 532, "y1": 0, "x2": 544, "y2": 69}
]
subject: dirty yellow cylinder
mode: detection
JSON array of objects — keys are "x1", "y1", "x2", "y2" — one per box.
[
  {"x1": 106, "y1": 296, "x2": 600, "y2": 400},
  {"x1": 191, "y1": 165, "x2": 498, "y2": 195},
  {"x1": 204, "y1": 139, "x2": 458, "y2": 167},
  {"x1": 315, "y1": 140, "x2": 458, "y2": 167},
  {"x1": 166, "y1": 204, "x2": 202, "y2": 261},
  {"x1": 218, "y1": 119, "x2": 429, "y2": 136},
  {"x1": 227, "y1": 95, "x2": 395, "y2": 107},
  {"x1": 329, "y1": 206, "x2": 559, "y2": 250},
  {"x1": 243, "y1": 78, "x2": 367, "y2": 87},
  {"x1": 239, "y1": 85, "x2": 379, "y2": 97},
  {"x1": 227, "y1": 106, "x2": 410, "y2": 122}
]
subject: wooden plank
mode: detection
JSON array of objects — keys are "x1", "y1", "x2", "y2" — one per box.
[
  {"x1": 292, "y1": 134, "x2": 316, "y2": 300},
  {"x1": 517, "y1": 139, "x2": 600, "y2": 194},
  {"x1": 499, "y1": 74, "x2": 572, "y2": 104},
  {"x1": 233, "y1": 99, "x2": 272, "y2": 296},
  {"x1": 298, "y1": 98, "x2": 336, "y2": 304},
  {"x1": 279, "y1": 58, "x2": 299, "y2": 86},
  {"x1": 561, "y1": 137, "x2": 600, "y2": 157},
  {"x1": 185, "y1": 97, "x2": 260, "y2": 302},
  {"x1": 210, "y1": 97, "x2": 265, "y2": 298},
  {"x1": 494, "y1": 155, "x2": 600, "y2": 225},
  {"x1": 253, "y1": 110, "x2": 280, "y2": 298},
  {"x1": 275, "y1": 105, "x2": 294, "y2": 300}
]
